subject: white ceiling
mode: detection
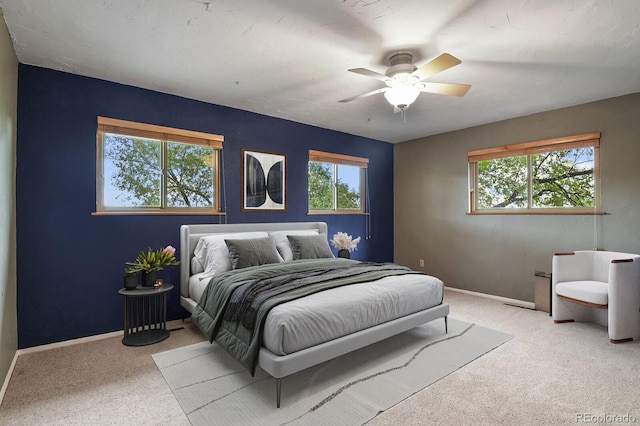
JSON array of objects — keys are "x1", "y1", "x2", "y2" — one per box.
[{"x1": 2, "y1": 0, "x2": 640, "y2": 143}]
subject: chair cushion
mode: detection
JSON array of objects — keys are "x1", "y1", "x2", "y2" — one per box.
[{"x1": 556, "y1": 280, "x2": 608, "y2": 306}]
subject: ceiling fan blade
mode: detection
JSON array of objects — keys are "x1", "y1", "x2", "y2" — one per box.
[
  {"x1": 411, "y1": 53, "x2": 461, "y2": 81},
  {"x1": 348, "y1": 68, "x2": 389, "y2": 82},
  {"x1": 418, "y1": 82, "x2": 471, "y2": 97},
  {"x1": 338, "y1": 87, "x2": 388, "y2": 103}
]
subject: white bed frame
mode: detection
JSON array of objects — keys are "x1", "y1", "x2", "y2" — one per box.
[{"x1": 180, "y1": 222, "x2": 450, "y2": 407}]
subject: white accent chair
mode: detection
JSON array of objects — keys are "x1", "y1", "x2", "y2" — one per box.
[{"x1": 552, "y1": 250, "x2": 640, "y2": 343}]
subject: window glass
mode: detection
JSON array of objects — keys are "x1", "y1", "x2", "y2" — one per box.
[
  {"x1": 531, "y1": 147, "x2": 594, "y2": 208},
  {"x1": 103, "y1": 134, "x2": 162, "y2": 208},
  {"x1": 166, "y1": 142, "x2": 214, "y2": 208},
  {"x1": 308, "y1": 162, "x2": 335, "y2": 210},
  {"x1": 336, "y1": 164, "x2": 361, "y2": 210},
  {"x1": 476, "y1": 156, "x2": 527, "y2": 209}
]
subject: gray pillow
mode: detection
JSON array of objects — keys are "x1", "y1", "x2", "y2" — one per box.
[
  {"x1": 225, "y1": 237, "x2": 283, "y2": 269},
  {"x1": 287, "y1": 234, "x2": 334, "y2": 260}
]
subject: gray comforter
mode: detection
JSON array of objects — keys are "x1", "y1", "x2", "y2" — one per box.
[{"x1": 192, "y1": 258, "x2": 426, "y2": 374}]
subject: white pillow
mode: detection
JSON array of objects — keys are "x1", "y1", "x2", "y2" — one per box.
[
  {"x1": 269, "y1": 230, "x2": 320, "y2": 262},
  {"x1": 191, "y1": 256, "x2": 205, "y2": 274},
  {"x1": 194, "y1": 232, "x2": 269, "y2": 278}
]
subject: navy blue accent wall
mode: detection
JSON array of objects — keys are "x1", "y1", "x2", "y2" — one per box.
[{"x1": 16, "y1": 65, "x2": 394, "y2": 348}]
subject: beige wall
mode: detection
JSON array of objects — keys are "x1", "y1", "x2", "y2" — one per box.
[
  {"x1": 0, "y1": 8, "x2": 18, "y2": 393},
  {"x1": 394, "y1": 93, "x2": 640, "y2": 302}
]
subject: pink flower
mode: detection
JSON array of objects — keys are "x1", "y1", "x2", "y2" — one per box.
[{"x1": 162, "y1": 245, "x2": 176, "y2": 255}]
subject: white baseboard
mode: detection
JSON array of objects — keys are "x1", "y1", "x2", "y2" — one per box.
[
  {"x1": 16, "y1": 319, "x2": 188, "y2": 356},
  {"x1": 0, "y1": 351, "x2": 19, "y2": 407},
  {"x1": 445, "y1": 286, "x2": 535, "y2": 310}
]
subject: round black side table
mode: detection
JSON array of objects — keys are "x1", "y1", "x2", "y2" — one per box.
[{"x1": 118, "y1": 284, "x2": 174, "y2": 346}]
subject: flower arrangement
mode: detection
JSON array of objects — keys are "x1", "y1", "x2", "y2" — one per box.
[
  {"x1": 330, "y1": 232, "x2": 361, "y2": 252},
  {"x1": 125, "y1": 245, "x2": 180, "y2": 273}
]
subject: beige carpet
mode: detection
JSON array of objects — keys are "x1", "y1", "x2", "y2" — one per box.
[
  {"x1": 1, "y1": 289, "x2": 639, "y2": 425},
  {"x1": 371, "y1": 291, "x2": 640, "y2": 425},
  {"x1": 0, "y1": 322, "x2": 205, "y2": 425}
]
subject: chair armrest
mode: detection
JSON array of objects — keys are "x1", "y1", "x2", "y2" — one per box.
[
  {"x1": 608, "y1": 259, "x2": 640, "y2": 340},
  {"x1": 609, "y1": 259, "x2": 640, "y2": 297}
]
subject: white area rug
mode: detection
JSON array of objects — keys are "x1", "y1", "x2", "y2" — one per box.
[{"x1": 153, "y1": 318, "x2": 512, "y2": 425}]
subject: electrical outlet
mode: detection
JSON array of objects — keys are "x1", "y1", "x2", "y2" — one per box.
[{"x1": 419, "y1": 259, "x2": 424, "y2": 267}]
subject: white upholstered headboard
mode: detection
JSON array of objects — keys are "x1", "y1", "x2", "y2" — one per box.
[{"x1": 179, "y1": 222, "x2": 328, "y2": 312}]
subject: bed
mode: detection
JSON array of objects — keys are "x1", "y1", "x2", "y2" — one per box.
[{"x1": 180, "y1": 222, "x2": 449, "y2": 407}]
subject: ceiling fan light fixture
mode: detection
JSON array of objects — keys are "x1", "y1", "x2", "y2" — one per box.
[{"x1": 384, "y1": 85, "x2": 420, "y2": 110}]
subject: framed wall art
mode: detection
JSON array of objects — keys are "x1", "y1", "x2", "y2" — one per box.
[{"x1": 242, "y1": 149, "x2": 287, "y2": 211}]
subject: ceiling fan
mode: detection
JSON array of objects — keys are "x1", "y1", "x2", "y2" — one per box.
[{"x1": 339, "y1": 52, "x2": 471, "y2": 112}]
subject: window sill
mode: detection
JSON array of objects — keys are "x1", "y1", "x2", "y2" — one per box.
[
  {"x1": 307, "y1": 211, "x2": 369, "y2": 216},
  {"x1": 467, "y1": 210, "x2": 607, "y2": 216},
  {"x1": 92, "y1": 210, "x2": 226, "y2": 216}
]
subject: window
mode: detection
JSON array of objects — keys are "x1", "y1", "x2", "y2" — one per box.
[
  {"x1": 308, "y1": 150, "x2": 368, "y2": 214},
  {"x1": 96, "y1": 117, "x2": 224, "y2": 214},
  {"x1": 468, "y1": 132, "x2": 600, "y2": 214}
]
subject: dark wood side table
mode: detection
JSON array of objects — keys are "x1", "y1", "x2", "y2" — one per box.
[{"x1": 118, "y1": 283, "x2": 174, "y2": 346}]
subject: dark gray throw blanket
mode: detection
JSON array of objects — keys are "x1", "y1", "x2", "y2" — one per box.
[
  {"x1": 224, "y1": 261, "x2": 411, "y2": 330},
  {"x1": 192, "y1": 258, "x2": 425, "y2": 374}
]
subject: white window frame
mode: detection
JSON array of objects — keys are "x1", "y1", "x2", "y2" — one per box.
[
  {"x1": 95, "y1": 117, "x2": 224, "y2": 215},
  {"x1": 308, "y1": 150, "x2": 368, "y2": 215},
  {"x1": 468, "y1": 132, "x2": 601, "y2": 214}
]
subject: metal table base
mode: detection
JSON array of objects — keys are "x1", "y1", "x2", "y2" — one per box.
[{"x1": 118, "y1": 284, "x2": 173, "y2": 346}]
